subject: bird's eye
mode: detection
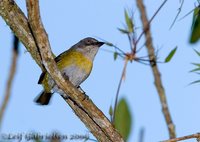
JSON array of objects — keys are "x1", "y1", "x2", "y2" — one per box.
[
  {"x1": 85, "y1": 40, "x2": 92, "y2": 45},
  {"x1": 87, "y1": 40, "x2": 91, "y2": 44}
]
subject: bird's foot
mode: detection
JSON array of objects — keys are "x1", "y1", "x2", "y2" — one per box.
[{"x1": 77, "y1": 86, "x2": 89, "y2": 101}]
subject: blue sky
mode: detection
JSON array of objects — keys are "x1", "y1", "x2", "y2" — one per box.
[{"x1": 0, "y1": 0, "x2": 200, "y2": 142}]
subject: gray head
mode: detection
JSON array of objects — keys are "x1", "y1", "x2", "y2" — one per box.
[{"x1": 74, "y1": 37, "x2": 104, "y2": 60}]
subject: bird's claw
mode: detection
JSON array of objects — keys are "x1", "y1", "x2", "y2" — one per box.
[{"x1": 77, "y1": 86, "x2": 89, "y2": 101}]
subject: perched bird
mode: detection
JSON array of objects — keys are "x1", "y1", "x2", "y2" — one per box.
[{"x1": 35, "y1": 37, "x2": 104, "y2": 105}]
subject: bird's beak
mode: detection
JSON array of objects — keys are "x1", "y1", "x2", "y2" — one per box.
[{"x1": 97, "y1": 41, "x2": 105, "y2": 47}]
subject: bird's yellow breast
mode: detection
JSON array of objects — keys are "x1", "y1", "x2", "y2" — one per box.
[
  {"x1": 57, "y1": 50, "x2": 93, "y2": 73},
  {"x1": 40, "y1": 50, "x2": 93, "y2": 92}
]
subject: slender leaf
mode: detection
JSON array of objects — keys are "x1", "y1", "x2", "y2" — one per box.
[
  {"x1": 109, "y1": 105, "x2": 113, "y2": 116},
  {"x1": 190, "y1": 7, "x2": 200, "y2": 43},
  {"x1": 114, "y1": 52, "x2": 118, "y2": 60},
  {"x1": 190, "y1": 67, "x2": 200, "y2": 72},
  {"x1": 191, "y1": 62, "x2": 200, "y2": 67},
  {"x1": 189, "y1": 80, "x2": 200, "y2": 85},
  {"x1": 192, "y1": 7, "x2": 200, "y2": 27},
  {"x1": 165, "y1": 47, "x2": 178, "y2": 63},
  {"x1": 114, "y1": 98, "x2": 132, "y2": 141},
  {"x1": 124, "y1": 9, "x2": 133, "y2": 33},
  {"x1": 118, "y1": 28, "x2": 129, "y2": 34},
  {"x1": 194, "y1": 49, "x2": 200, "y2": 56}
]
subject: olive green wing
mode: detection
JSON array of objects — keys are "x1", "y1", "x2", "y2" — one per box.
[
  {"x1": 38, "y1": 72, "x2": 46, "y2": 84},
  {"x1": 38, "y1": 50, "x2": 69, "y2": 84},
  {"x1": 55, "y1": 50, "x2": 69, "y2": 63}
]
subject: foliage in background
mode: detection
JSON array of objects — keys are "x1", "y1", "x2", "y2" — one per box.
[
  {"x1": 114, "y1": 98, "x2": 132, "y2": 141},
  {"x1": 164, "y1": 47, "x2": 178, "y2": 63},
  {"x1": 190, "y1": 6, "x2": 200, "y2": 43},
  {"x1": 190, "y1": 5, "x2": 200, "y2": 85},
  {"x1": 190, "y1": 50, "x2": 200, "y2": 84}
]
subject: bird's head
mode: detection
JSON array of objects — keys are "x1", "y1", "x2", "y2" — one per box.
[{"x1": 74, "y1": 37, "x2": 104, "y2": 60}]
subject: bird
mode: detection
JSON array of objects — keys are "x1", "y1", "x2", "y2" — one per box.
[{"x1": 35, "y1": 37, "x2": 104, "y2": 105}]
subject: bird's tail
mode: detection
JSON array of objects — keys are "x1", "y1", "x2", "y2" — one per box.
[{"x1": 34, "y1": 91, "x2": 53, "y2": 105}]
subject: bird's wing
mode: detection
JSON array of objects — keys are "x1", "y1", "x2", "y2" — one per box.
[
  {"x1": 55, "y1": 50, "x2": 69, "y2": 63},
  {"x1": 37, "y1": 53, "x2": 58, "y2": 84},
  {"x1": 38, "y1": 48, "x2": 72, "y2": 84},
  {"x1": 38, "y1": 71, "x2": 46, "y2": 84}
]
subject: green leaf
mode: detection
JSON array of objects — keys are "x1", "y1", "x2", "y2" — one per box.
[
  {"x1": 165, "y1": 46, "x2": 178, "y2": 63},
  {"x1": 191, "y1": 68, "x2": 200, "y2": 72},
  {"x1": 109, "y1": 105, "x2": 113, "y2": 116},
  {"x1": 189, "y1": 80, "x2": 200, "y2": 85},
  {"x1": 124, "y1": 9, "x2": 134, "y2": 33},
  {"x1": 114, "y1": 52, "x2": 118, "y2": 60},
  {"x1": 118, "y1": 28, "x2": 129, "y2": 34},
  {"x1": 191, "y1": 62, "x2": 200, "y2": 67},
  {"x1": 194, "y1": 49, "x2": 200, "y2": 56},
  {"x1": 190, "y1": 7, "x2": 200, "y2": 43},
  {"x1": 190, "y1": 50, "x2": 200, "y2": 72},
  {"x1": 190, "y1": 67, "x2": 200, "y2": 72},
  {"x1": 114, "y1": 98, "x2": 132, "y2": 141}
]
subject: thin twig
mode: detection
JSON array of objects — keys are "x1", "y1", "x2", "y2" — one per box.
[
  {"x1": 128, "y1": 34, "x2": 134, "y2": 53},
  {"x1": 112, "y1": 59, "x2": 128, "y2": 124},
  {"x1": 25, "y1": 0, "x2": 123, "y2": 141},
  {"x1": 96, "y1": 37, "x2": 126, "y2": 55},
  {"x1": 161, "y1": 132, "x2": 200, "y2": 142},
  {"x1": 138, "y1": 127, "x2": 145, "y2": 142},
  {"x1": 135, "y1": 0, "x2": 167, "y2": 46},
  {"x1": 179, "y1": 2, "x2": 200, "y2": 21},
  {"x1": 136, "y1": 0, "x2": 176, "y2": 139},
  {"x1": 169, "y1": 0, "x2": 184, "y2": 29},
  {"x1": 0, "y1": 35, "x2": 19, "y2": 129},
  {"x1": 100, "y1": 48, "x2": 125, "y2": 59},
  {"x1": 135, "y1": 60, "x2": 150, "y2": 65}
]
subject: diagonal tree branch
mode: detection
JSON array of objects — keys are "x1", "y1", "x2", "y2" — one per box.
[
  {"x1": 0, "y1": 35, "x2": 19, "y2": 129},
  {"x1": 161, "y1": 132, "x2": 200, "y2": 142},
  {"x1": 0, "y1": 0, "x2": 123, "y2": 141},
  {"x1": 0, "y1": 0, "x2": 43, "y2": 70},
  {"x1": 136, "y1": 0, "x2": 176, "y2": 139}
]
